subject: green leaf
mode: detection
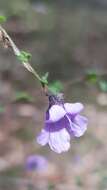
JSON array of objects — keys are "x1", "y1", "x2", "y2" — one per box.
[
  {"x1": 14, "y1": 91, "x2": 34, "y2": 102},
  {"x1": 49, "y1": 81, "x2": 63, "y2": 94},
  {"x1": 41, "y1": 72, "x2": 49, "y2": 85},
  {"x1": 21, "y1": 51, "x2": 32, "y2": 59},
  {"x1": 17, "y1": 51, "x2": 32, "y2": 63},
  {"x1": 86, "y1": 70, "x2": 98, "y2": 83},
  {"x1": 17, "y1": 54, "x2": 28, "y2": 63},
  {"x1": 0, "y1": 15, "x2": 7, "y2": 23},
  {"x1": 99, "y1": 80, "x2": 107, "y2": 92}
]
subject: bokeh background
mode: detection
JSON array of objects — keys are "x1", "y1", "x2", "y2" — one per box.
[{"x1": 0, "y1": 0, "x2": 107, "y2": 189}]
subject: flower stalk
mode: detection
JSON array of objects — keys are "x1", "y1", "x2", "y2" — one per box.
[{"x1": 0, "y1": 25, "x2": 48, "y2": 94}]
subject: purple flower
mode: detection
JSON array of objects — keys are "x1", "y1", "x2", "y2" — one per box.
[
  {"x1": 37, "y1": 94, "x2": 88, "y2": 154},
  {"x1": 25, "y1": 155, "x2": 48, "y2": 171}
]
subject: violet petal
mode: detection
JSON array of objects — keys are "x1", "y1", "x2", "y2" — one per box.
[
  {"x1": 64, "y1": 103, "x2": 84, "y2": 115},
  {"x1": 37, "y1": 129, "x2": 49, "y2": 145},
  {"x1": 68, "y1": 115, "x2": 88, "y2": 137},
  {"x1": 48, "y1": 129, "x2": 70, "y2": 153},
  {"x1": 48, "y1": 105, "x2": 66, "y2": 122}
]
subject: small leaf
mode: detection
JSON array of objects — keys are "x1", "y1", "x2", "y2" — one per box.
[
  {"x1": 0, "y1": 15, "x2": 7, "y2": 23},
  {"x1": 86, "y1": 70, "x2": 98, "y2": 83},
  {"x1": 41, "y1": 72, "x2": 49, "y2": 85},
  {"x1": 49, "y1": 81, "x2": 63, "y2": 94},
  {"x1": 17, "y1": 54, "x2": 28, "y2": 63},
  {"x1": 99, "y1": 80, "x2": 107, "y2": 92},
  {"x1": 21, "y1": 51, "x2": 32, "y2": 60},
  {"x1": 17, "y1": 51, "x2": 32, "y2": 63}
]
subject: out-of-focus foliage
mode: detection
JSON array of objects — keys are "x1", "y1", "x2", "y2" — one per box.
[
  {"x1": 99, "y1": 80, "x2": 107, "y2": 92},
  {"x1": 86, "y1": 70, "x2": 98, "y2": 83},
  {"x1": 0, "y1": 0, "x2": 30, "y2": 17},
  {"x1": 14, "y1": 91, "x2": 34, "y2": 102},
  {"x1": 0, "y1": 106, "x2": 5, "y2": 113},
  {"x1": 0, "y1": 15, "x2": 6, "y2": 23}
]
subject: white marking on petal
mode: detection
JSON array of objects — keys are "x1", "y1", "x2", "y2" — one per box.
[
  {"x1": 49, "y1": 105, "x2": 66, "y2": 122},
  {"x1": 48, "y1": 130, "x2": 70, "y2": 153},
  {"x1": 59, "y1": 128, "x2": 70, "y2": 142},
  {"x1": 64, "y1": 103, "x2": 84, "y2": 114}
]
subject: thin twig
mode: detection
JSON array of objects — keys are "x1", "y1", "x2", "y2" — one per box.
[{"x1": 0, "y1": 25, "x2": 42, "y2": 83}]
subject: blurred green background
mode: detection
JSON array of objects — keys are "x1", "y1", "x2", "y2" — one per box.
[{"x1": 0, "y1": 0, "x2": 107, "y2": 190}]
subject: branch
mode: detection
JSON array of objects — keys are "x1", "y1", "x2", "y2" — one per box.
[{"x1": 0, "y1": 25, "x2": 48, "y2": 94}]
